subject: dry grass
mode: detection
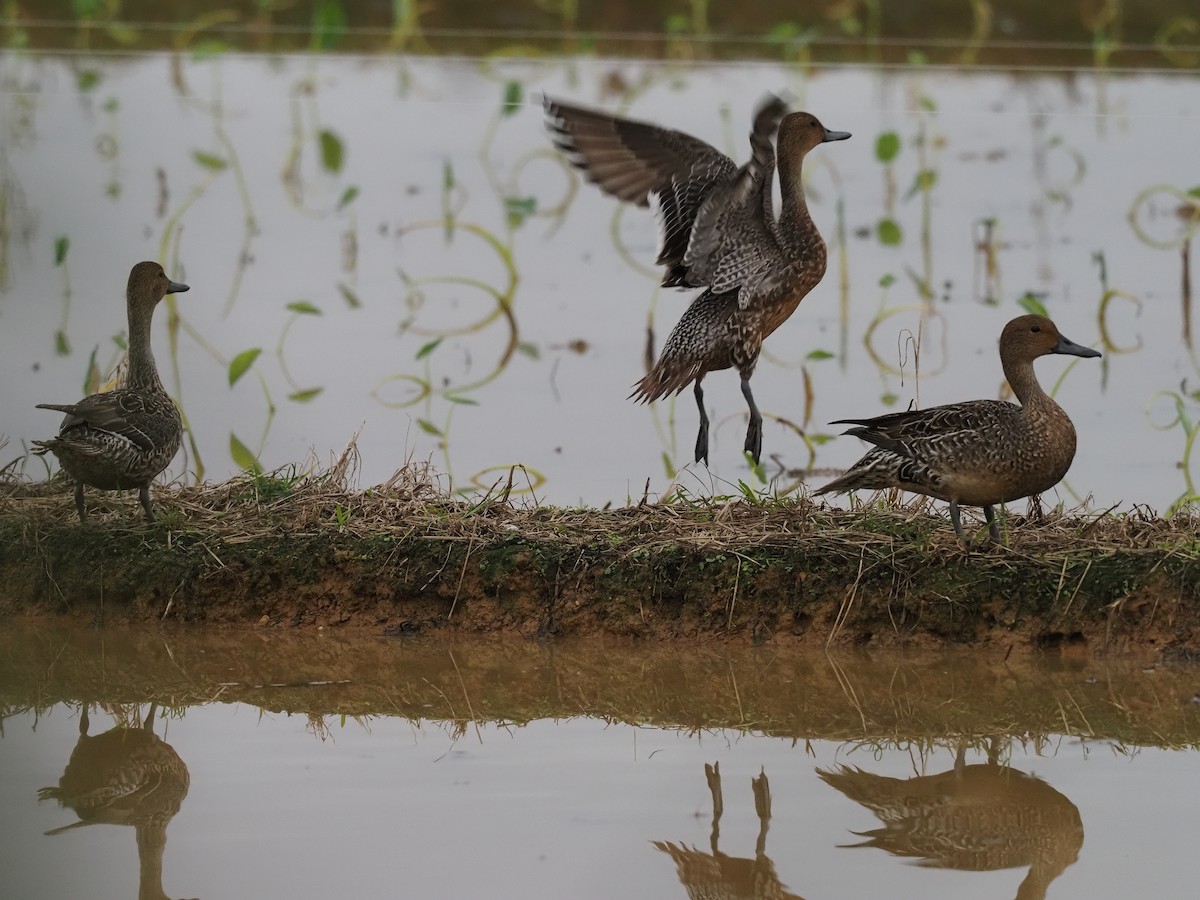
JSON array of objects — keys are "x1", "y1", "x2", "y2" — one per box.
[
  {"x1": 3, "y1": 442, "x2": 1197, "y2": 560},
  {"x1": 4, "y1": 442, "x2": 1200, "y2": 650}
]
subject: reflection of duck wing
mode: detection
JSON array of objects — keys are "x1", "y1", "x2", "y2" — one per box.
[
  {"x1": 654, "y1": 766, "x2": 805, "y2": 900},
  {"x1": 818, "y1": 764, "x2": 1083, "y2": 878}
]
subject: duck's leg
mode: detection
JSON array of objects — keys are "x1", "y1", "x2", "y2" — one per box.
[
  {"x1": 983, "y1": 505, "x2": 1000, "y2": 543},
  {"x1": 73, "y1": 483, "x2": 87, "y2": 523},
  {"x1": 704, "y1": 762, "x2": 723, "y2": 855},
  {"x1": 138, "y1": 486, "x2": 156, "y2": 523},
  {"x1": 948, "y1": 501, "x2": 970, "y2": 547},
  {"x1": 741, "y1": 375, "x2": 763, "y2": 464},
  {"x1": 693, "y1": 378, "x2": 710, "y2": 465}
]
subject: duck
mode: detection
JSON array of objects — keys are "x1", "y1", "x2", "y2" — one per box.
[
  {"x1": 33, "y1": 261, "x2": 189, "y2": 523},
  {"x1": 545, "y1": 94, "x2": 850, "y2": 465},
  {"x1": 816, "y1": 314, "x2": 1100, "y2": 546},
  {"x1": 819, "y1": 743, "x2": 1083, "y2": 900},
  {"x1": 654, "y1": 762, "x2": 805, "y2": 900}
]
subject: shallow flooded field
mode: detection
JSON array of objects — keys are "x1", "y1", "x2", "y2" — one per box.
[
  {"x1": 1, "y1": 625, "x2": 1198, "y2": 899},
  {"x1": 1, "y1": 46, "x2": 1198, "y2": 512}
]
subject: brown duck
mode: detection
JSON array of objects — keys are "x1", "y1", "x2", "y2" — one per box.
[
  {"x1": 545, "y1": 95, "x2": 850, "y2": 464},
  {"x1": 816, "y1": 315, "x2": 1100, "y2": 545},
  {"x1": 819, "y1": 743, "x2": 1084, "y2": 900},
  {"x1": 33, "y1": 261, "x2": 189, "y2": 523}
]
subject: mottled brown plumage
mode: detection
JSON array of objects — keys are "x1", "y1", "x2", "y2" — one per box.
[
  {"x1": 816, "y1": 315, "x2": 1101, "y2": 546},
  {"x1": 32, "y1": 261, "x2": 189, "y2": 523},
  {"x1": 38, "y1": 704, "x2": 192, "y2": 900},
  {"x1": 545, "y1": 95, "x2": 849, "y2": 464},
  {"x1": 819, "y1": 746, "x2": 1083, "y2": 900}
]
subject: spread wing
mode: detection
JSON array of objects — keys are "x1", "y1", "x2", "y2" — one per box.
[
  {"x1": 683, "y1": 95, "x2": 788, "y2": 307},
  {"x1": 545, "y1": 96, "x2": 738, "y2": 288}
]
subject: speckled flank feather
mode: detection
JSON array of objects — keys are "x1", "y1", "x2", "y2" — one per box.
[
  {"x1": 32, "y1": 261, "x2": 189, "y2": 523},
  {"x1": 545, "y1": 95, "x2": 850, "y2": 463},
  {"x1": 818, "y1": 755, "x2": 1083, "y2": 898},
  {"x1": 817, "y1": 314, "x2": 1101, "y2": 545}
]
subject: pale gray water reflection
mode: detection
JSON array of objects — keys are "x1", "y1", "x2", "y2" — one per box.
[
  {"x1": 0, "y1": 51, "x2": 1198, "y2": 511},
  {"x1": 2, "y1": 627, "x2": 1200, "y2": 898}
]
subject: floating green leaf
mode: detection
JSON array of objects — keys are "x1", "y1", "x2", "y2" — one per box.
[
  {"x1": 311, "y1": 0, "x2": 346, "y2": 51},
  {"x1": 877, "y1": 218, "x2": 903, "y2": 245},
  {"x1": 445, "y1": 394, "x2": 479, "y2": 405},
  {"x1": 1018, "y1": 292, "x2": 1050, "y2": 317},
  {"x1": 905, "y1": 169, "x2": 937, "y2": 200},
  {"x1": 416, "y1": 418, "x2": 442, "y2": 436},
  {"x1": 806, "y1": 349, "x2": 835, "y2": 361},
  {"x1": 879, "y1": 273, "x2": 896, "y2": 288},
  {"x1": 286, "y1": 300, "x2": 322, "y2": 315},
  {"x1": 76, "y1": 70, "x2": 100, "y2": 92},
  {"x1": 337, "y1": 185, "x2": 359, "y2": 210},
  {"x1": 881, "y1": 392, "x2": 898, "y2": 406},
  {"x1": 809, "y1": 433, "x2": 835, "y2": 446},
  {"x1": 289, "y1": 387, "x2": 324, "y2": 403},
  {"x1": 517, "y1": 341, "x2": 540, "y2": 359},
  {"x1": 228, "y1": 348, "x2": 261, "y2": 387},
  {"x1": 502, "y1": 81, "x2": 522, "y2": 116},
  {"x1": 318, "y1": 129, "x2": 344, "y2": 174},
  {"x1": 190, "y1": 40, "x2": 230, "y2": 59},
  {"x1": 505, "y1": 196, "x2": 537, "y2": 228},
  {"x1": 416, "y1": 337, "x2": 443, "y2": 360},
  {"x1": 230, "y1": 432, "x2": 260, "y2": 472},
  {"x1": 875, "y1": 131, "x2": 900, "y2": 163},
  {"x1": 193, "y1": 150, "x2": 228, "y2": 171},
  {"x1": 54, "y1": 330, "x2": 70, "y2": 356},
  {"x1": 53, "y1": 236, "x2": 69, "y2": 266},
  {"x1": 1188, "y1": 185, "x2": 1200, "y2": 199},
  {"x1": 338, "y1": 283, "x2": 361, "y2": 309}
]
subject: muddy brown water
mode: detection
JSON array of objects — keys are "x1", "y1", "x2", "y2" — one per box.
[{"x1": 1, "y1": 624, "x2": 1198, "y2": 898}]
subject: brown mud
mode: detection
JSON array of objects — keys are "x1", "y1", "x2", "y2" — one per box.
[
  {"x1": 3, "y1": 475, "x2": 1200, "y2": 659},
  {"x1": 2, "y1": 624, "x2": 1198, "y2": 748}
]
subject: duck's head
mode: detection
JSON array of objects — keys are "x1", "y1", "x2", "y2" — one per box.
[
  {"x1": 127, "y1": 261, "x2": 189, "y2": 310},
  {"x1": 778, "y1": 111, "x2": 851, "y2": 155},
  {"x1": 1000, "y1": 314, "x2": 1101, "y2": 361}
]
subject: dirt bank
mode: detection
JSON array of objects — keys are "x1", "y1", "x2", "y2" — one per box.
[{"x1": 3, "y1": 473, "x2": 1200, "y2": 657}]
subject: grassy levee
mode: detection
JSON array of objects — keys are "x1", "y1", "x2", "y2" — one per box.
[{"x1": 3, "y1": 468, "x2": 1200, "y2": 655}]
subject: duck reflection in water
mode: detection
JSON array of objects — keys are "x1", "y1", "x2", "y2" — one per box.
[
  {"x1": 38, "y1": 703, "x2": 194, "y2": 900},
  {"x1": 818, "y1": 740, "x2": 1083, "y2": 900},
  {"x1": 655, "y1": 761, "x2": 805, "y2": 900}
]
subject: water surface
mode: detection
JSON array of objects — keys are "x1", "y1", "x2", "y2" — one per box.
[
  {"x1": 1, "y1": 625, "x2": 1198, "y2": 898},
  {"x1": 1, "y1": 51, "x2": 1198, "y2": 512}
]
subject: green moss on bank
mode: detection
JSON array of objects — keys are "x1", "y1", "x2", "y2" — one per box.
[{"x1": 3, "y1": 475, "x2": 1200, "y2": 654}]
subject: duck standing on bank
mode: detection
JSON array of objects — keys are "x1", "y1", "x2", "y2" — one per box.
[
  {"x1": 816, "y1": 315, "x2": 1100, "y2": 546},
  {"x1": 33, "y1": 261, "x2": 190, "y2": 523},
  {"x1": 545, "y1": 94, "x2": 850, "y2": 465}
]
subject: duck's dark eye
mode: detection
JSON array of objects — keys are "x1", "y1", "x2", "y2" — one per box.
[{"x1": 1031, "y1": 325, "x2": 1041, "y2": 332}]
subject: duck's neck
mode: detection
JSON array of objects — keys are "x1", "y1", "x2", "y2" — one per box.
[
  {"x1": 126, "y1": 301, "x2": 164, "y2": 391},
  {"x1": 1003, "y1": 356, "x2": 1054, "y2": 413},
  {"x1": 777, "y1": 149, "x2": 814, "y2": 241}
]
